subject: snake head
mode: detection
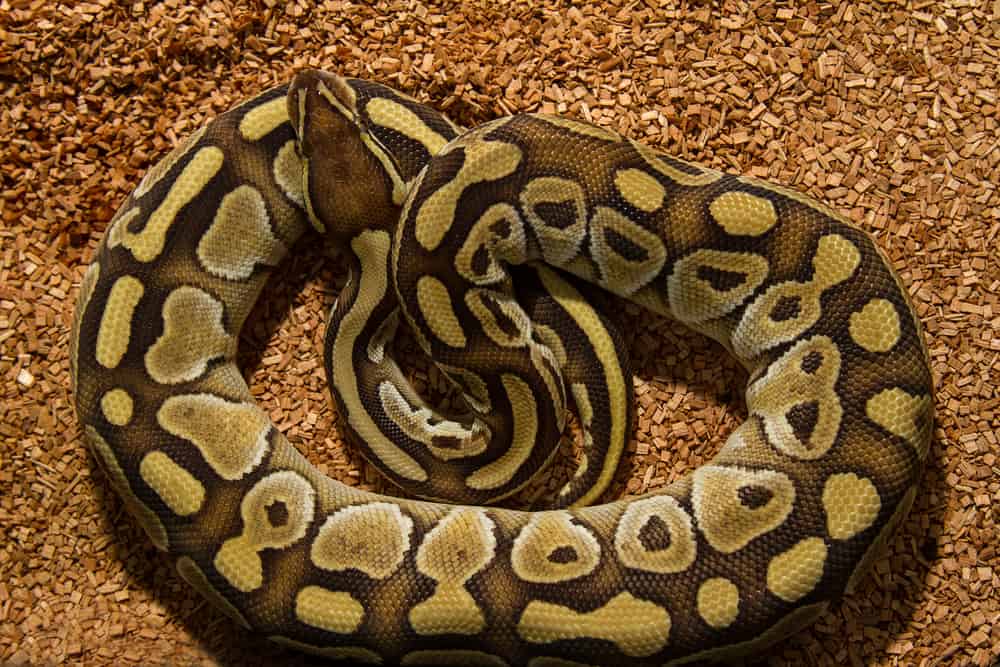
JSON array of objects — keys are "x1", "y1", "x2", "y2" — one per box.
[{"x1": 289, "y1": 69, "x2": 400, "y2": 238}]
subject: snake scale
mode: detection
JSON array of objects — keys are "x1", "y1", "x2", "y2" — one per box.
[{"x1": 71, "y1": 69, "x2": 934, "y2": 665}]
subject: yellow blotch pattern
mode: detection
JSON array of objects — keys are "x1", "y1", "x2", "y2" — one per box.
[
  {"x1": 100, "y1": 388, "x2": 133, "y2": 426},
  {"x1": 365, "y1": 97, "x2": 450, "y2": 154},
  {"x1": 414, "y1": 140, "x2": 522, "y2": 252},
  {"x1": 157, "y1": 393, "x2": 270, "y2": 480},
  {"x1": 692, "y1": 465, "x2": 795, "y2": 554},
  {"x1": 697, "y1": 577, "x2": 741, "y2": 630},
  {"x1": 511, "y1": 512, "x2": 600, "y2": 583},
  {"x1": 410, "y1": 509, "x2": 495, "y2": 635},
  {"x1": 95, "y1": 275, "x2": 144, "y2": 369},
  {"x1": 866, "y1": 387, "x2": 933, "y2": 459},
  {"x1": 139, "y1": 451, "x2": 205, "y2": 517},
  {"x1": 518, "y1": 592, "x2": 671, "y2": 658},
  {"x1": 122, "y1": 147, "x2": 224, "y2": 263},
  {"x1": 144, "y1": 286, "x2": 232, "y2": 385},
  {"x1": 238, "y1": 96, "x2": 289, "y2": 141},
  {"x1": 311, "y1": 502, "x2": 413, "y2": 579},
  {"x1": 766, "y1": 537, "x2": 828, "y2": 603},
  {"x1": 214, "y1": 471, "x2": 315, "y2": 593},
  {"x1": 849, "y1": 298, "x2": 901, "y2": 353},
  {"x1": 709, "y1": 191, "x2": 778, "y2": 237},
  {"x1": 614, "y1": 495, "x2": 696, "y2": 574},
  {"x1": 614, "y1": 168, "x2": 665, "y2": 213},
  {"x1": 417, "y1": 275, "x2": 467, "y2": 348},
  {"x1": 466, "y1": 374, "x2": 538, "y2": 491},
  {"x1": 822, "y1": 473, "x2": 882, "y2": 540},
  {"x1": 196, "y1": 185, "x2": 287, "y2": 280},
  {"x1": 295, "y1": 585, "x2": 365, "y2": 634}
]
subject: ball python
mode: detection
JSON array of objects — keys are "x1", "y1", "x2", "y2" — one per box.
[{"x1": 70, "y1": 68, "x2": 934, "y2": 665}]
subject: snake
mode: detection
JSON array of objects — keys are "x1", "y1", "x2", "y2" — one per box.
[{"x1": 70, "y1": 68, "x2": 934, "y2": 666}]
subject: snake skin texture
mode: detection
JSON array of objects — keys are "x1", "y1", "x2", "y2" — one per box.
[{"x1": 70, "y1": 68, "x2": 934, "y2": 666}]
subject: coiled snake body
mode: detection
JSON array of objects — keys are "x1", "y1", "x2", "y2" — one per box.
[{"x1": 71, "y1": 69, "x2": 933, "y2": 665}]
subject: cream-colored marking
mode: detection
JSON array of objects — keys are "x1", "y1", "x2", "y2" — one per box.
[
  {"x1": 667, "y1": 250, "x2": 770, "y2": 325},
  {"x1": 312, "y1": 502, "x2": 413, "y2": 579},
  {"x1": 315, "y1": 78, "x2": 357, "y2": 121},
  {"x1": 533, "y1": 322, "x2": 568, "y2": 369},
  {"x1": 134, "y1": 125, "x2": 207, "y2": 198},
  {"x1": 534, "y1": 114, "x2": 621, "y2": 141},
  {"x1": 734, "y1": 234, "x2": 860, "y2": 360},
  {"x1": 437, "y1": 362, "x2": 492, "y2": 413},
  {"x1": 455, "y1": 203, "x2": 528, "y2": 285},
  {"x1": 366, "y1": 97, "x2": 450, "y2": 154},
  {"x1": 823, "y1": 473, "x2": 881, "y2": 540},
  {"x1": 268, "y1": 636, "x2": 382, "y2": 664},
  {"x1": 145, "y1": 286, "x2": 232, "y2": 385},
  {"x1": 466, "y1": 374, "x2": 538, "y2": 490},
  {"x1": 214, "y1": 470, "x2": 315, "y2": 593},
  {"x1": 331, "y1": 231, "x2": 427, "y2": 482},
  {"x1": 139, "y1": 451, "x2": 205, "y2": 516},
  {"x1": 121, "y1": 147, "x2": 224, "y2": 263},
  {"x1": 84, "y1": 427, "x2": 168, "y2": 550},
  {"x1": 176, "y1": 556, "x2": 250, "y2": 629},
  {"x1": 410, "y1": 509, "x2": 495, "y2": 635},
  {"x1": 415, "y1": 140, "x2": 522, "y2": 252},
  {"x1": 95, "y1": 275, "x2": 143, "y2": 369},
  {"x1": 197, "y1": 185, "x2": 287, "y2": 280},
  {"x1": 366, "y1": 308, "x2": 398, "y2": 364},
  {"x1": 630, "y1": 139, "x2": 724, "y2": 187},
  {"x1": 239, "y1": 96, "x2": 289, "y2": 141},
  {"x1": 692, "y1": 465, "x2": 795, "y2": 553},
  {"x1": 767, "y1": 537, "x2": 828, "y2": 603},
  {"x1": 157, "y1": 393, "x2": 270, "y2": 480},
  {"x1": 847, "y1": 486, "x2": 916, "y2": 593},
  {"x1": 518, "y1": 592, "x2": 671, "y2": 658},
  {"x1": 590, "y1": 206, "x2": 667, "y2": 295},
  {"x1": 378, "y1": 382, "x2": 489, "y2": 460},
  {"x1": 530, "y1": 342, "x2": 566, "y2": 434},
  {"x1": 520, "y1": 176, "x2": 588, "y2": 265},
  {"x1": 416, "y1": 275, "x2": 467, "y2": 348},
  {"x1": 737, "y1": 174, "x2": 845, "y2": 227},
  {"x1": 746, "y1": 335, "x2": 842, "y2": 460},
  {"x1": 295, "y1": 585, "x2": 365, "y2": 634},
  {"x1": 866, "y1": 387, "x2": 932, "y2": 459},
  {"x1": 849, "y1": 298, "x2": 901, "y2": 353},
  {"x1": 697, "y1": 577, "x2": 740, "y2": 629},
  {"x1": 709, "y1": 191, "x2": 778, "y2": 236},
  {"x1": 401, "y1": 650, "x2": 508, "y2": 666},
  {"x1": 465, "y1": 289, "x2": 532, "y2": 348},
  {"x1": 273, "y1": 140, "x2": 304, "y2": 207},
  {"x1": 511, "y1": 512, "x2": 600, "y2": 583},
  {"x1": 106, "y1": 207, "x2": 140, "y2": 249},
  {"x1": 615, "y1": 495, "x2": 696, "y2": 573},
  {"x1": 100, "y1": 388, "x2": 133, "y2": 426},
  {"x1": 614, "y1": 168, "x2": 665, "y2": 212}
]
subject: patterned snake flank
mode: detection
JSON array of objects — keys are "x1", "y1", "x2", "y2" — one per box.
[{"x1": 71, "y1": 69, "x2": 933, "y2": 665}]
